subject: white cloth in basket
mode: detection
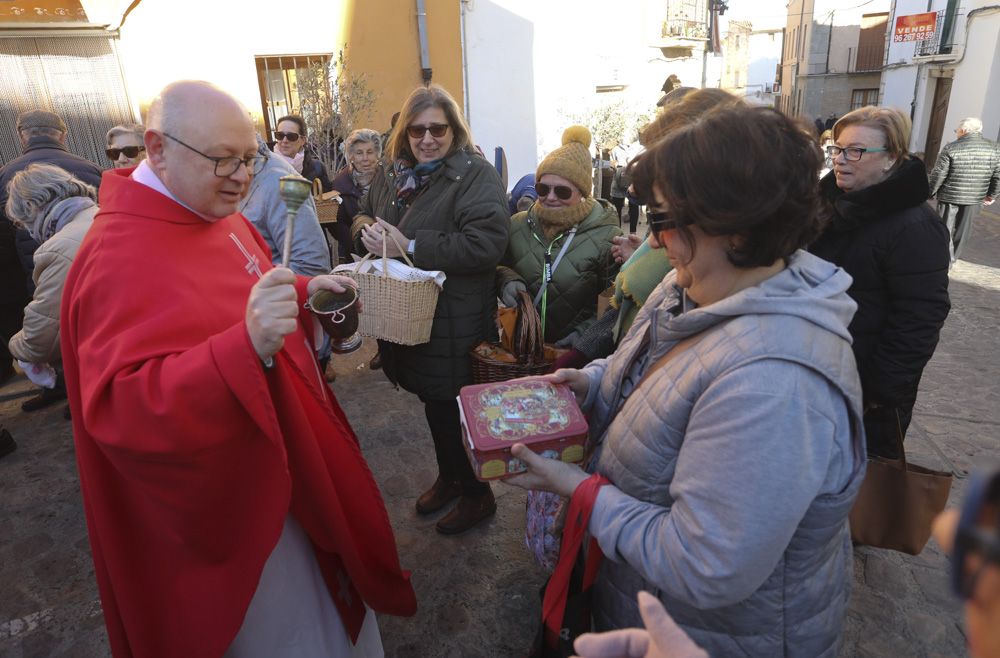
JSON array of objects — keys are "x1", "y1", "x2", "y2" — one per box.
[{"x1": 333, "y1": 258, "x2": 447, "y2": 289}]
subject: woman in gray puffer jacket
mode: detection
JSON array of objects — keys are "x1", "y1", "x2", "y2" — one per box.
[{"x1": 509, "y1": 104, "x2": 866, "y2": 657}]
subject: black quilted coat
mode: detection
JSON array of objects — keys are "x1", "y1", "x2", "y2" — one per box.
[
  {"x1": 810, "y1": 157, "x2": 950, "y2": 411},
  {"x1": 352, "y1": 148, "x2": 509, "y2": 400}
]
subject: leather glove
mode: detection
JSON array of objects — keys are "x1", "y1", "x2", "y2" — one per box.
[{"x1": 500, "y1": 280, "x2": 527, "y2": 307}]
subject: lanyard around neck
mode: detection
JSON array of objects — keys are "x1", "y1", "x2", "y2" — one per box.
[{"x1": 530, "y1": 226, "x2": 577, "y2": 338}]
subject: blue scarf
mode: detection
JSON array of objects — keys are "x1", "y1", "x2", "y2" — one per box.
[
  {"x1": 393, "y1": 157, "x2": 444, "y2": 207},
  {"x1": 34, "y1": 196, "x2": 96, "y2": 243}
]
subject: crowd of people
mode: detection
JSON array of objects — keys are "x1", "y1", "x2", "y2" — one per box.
[{"x1": 0, "y1": 75, "x2": 998, "y2": 658}]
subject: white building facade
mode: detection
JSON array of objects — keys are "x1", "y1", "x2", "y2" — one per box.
[
  {"x1": 462, "y1": 0, "x2": 723, "y2": 189},
  {"x1": 880, "y1": 1, "x2": 1000, "y2": 166}
]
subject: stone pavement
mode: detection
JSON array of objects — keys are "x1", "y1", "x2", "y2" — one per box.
[{"x1": 1, "y1": 207, "x2": 999, "y2": 657}]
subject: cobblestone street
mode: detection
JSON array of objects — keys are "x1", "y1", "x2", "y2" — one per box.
[{"x1": 2, "y1": 208, "x2": 999, "y2": 658}]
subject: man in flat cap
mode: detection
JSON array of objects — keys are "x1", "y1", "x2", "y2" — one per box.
[
  {"x1": 0, "y1": 110, "x2": 103, "y2": 218},
  {"x1": 0, "y1": 109, "x2": 104, "y2": 385}
]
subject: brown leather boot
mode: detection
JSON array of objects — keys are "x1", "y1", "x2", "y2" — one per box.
[
  {"x1": 435, "y1": 489, "x2": 496, "y2": 535},
  {"x1": 415, "y1": 477, "x2": 461, "y2": 515}
]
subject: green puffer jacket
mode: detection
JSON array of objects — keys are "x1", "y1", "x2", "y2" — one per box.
[
  {"x1": 352, "y1": 148, "x2": 509, "y2": 400},
  {"x1": 497, "y1": 199, "x2": 621, "y2": 343}
]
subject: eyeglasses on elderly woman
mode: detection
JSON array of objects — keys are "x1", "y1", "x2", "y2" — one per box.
[{"x1": 825, "y1": 145, "x2": 887, "y2": 161}]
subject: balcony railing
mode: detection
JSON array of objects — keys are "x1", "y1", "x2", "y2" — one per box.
[
  {"x1": 662, "y1": 19, "x2": 707, "y2": 39},
  {"x1": 914, "y1": 10, "x2": 956, "y2": 56}
]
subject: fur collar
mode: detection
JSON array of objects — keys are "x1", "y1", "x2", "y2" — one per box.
[{"x1": 820, "y1": 157, "x2": 929, "y2": 231}]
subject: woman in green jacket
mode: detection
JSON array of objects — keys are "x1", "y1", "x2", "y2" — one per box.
[
  {"x1": 496, "y1": 126, "x2": 621, "y2": 346},
  {"x1": 352, "y1": 84, "x2": 509, "y2": 535}
]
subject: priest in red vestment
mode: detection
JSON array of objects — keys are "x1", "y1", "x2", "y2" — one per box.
[{"x1": 60, "y1": 80, "x2": 416, "y2": 658}]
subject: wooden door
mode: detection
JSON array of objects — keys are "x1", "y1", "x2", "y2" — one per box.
[{"x1": 923, "y1": 77, "x2": 952, "y2": 169}]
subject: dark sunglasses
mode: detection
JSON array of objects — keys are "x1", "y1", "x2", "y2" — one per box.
[
  {"x1": 274, "y1": 131, "x2": 301, "y2": 142},
  {"x1": 647, "y1": 210, "x2": 692, "y2": 233},
  {"x1": 535, "y1": 183, "x2": 575, "y2": 200},
  {"x1": 105, "y1": 146, "x2": 145, "y2": 160},
  {"x1": 406, "y1": 123, "x2": 449, "y2": 139},
  {"x1": 952, "y1": 470, "x2": 1000, "y2": 599}
]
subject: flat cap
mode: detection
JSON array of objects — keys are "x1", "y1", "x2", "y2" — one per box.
[{"x1": 16, "y1": 110, "x2": 67, "y2": 133}]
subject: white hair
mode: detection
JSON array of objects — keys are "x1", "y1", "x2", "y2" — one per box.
[
  {"x1": 106, "y1": 123, "x2": 145, "y2": 145},
  {"x1": 958, "y1": 117, "x2": 983, "y2": 134},
  {"x1": 345, "y1": 128, "x2": 382, "y2": 157}
]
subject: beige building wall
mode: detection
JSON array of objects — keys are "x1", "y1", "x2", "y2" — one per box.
[{"x1": 79, "y1": 0, "x2": 464, "y2": 133}]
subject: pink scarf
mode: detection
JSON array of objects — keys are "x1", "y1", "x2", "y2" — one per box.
[{"x1": 272, "y1": 147, "x2": 305, "y2": 174}]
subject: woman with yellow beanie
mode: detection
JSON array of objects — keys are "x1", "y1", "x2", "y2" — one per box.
[{"x1": 497, "y1": 125, "x2": 622, "y2": 347}]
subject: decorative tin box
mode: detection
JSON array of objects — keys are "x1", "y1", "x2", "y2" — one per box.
[{"x1": 458, "y1": 379, "x2": 589, "y2": 481}]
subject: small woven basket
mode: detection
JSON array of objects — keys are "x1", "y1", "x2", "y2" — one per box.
[
  {"x1": 470, "y1": 291, "x2": 560, "y2": 384},
  {"x1": 470, "y1": 343, "x2": 553, "y2": 383},
  {"x1": 312, "y1": 178, "x2": 341, "y2": 224},
  {"x1": 345, "y1": 233, "x2": 439, "y2": 346}
]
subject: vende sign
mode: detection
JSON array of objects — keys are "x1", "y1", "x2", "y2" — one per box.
[{"x1": 893, "y1": 12, "x2": 937, "y2": 42}]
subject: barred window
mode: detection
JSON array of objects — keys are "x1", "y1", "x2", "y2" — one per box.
[{"x1": 851, "y1": 88, "x2": 879, "y2": 110}]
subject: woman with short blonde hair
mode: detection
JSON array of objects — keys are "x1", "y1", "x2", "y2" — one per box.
[{"x1": 811, "y1": 105, "x2": 950, "y2": 458}]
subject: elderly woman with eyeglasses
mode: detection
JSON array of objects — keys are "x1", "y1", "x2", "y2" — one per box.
[
  {"x1": 810, "y1": 106, "x2": 950, "y2": 460},
  {"x1": 329, "y1": 128, "x2": 381, "y2": 264},
  {"x1": 351, "y1": 84, "x2": 509, "y2": 536},
  {"x1": 508, "y1": 105, "x2": 866, "y2": 656},
  {"x1": 105, "y1": 124, "x2": 146, "y2": 169},
  {"x1": 495, "y1": 125, "x2": 621, "y2": 348},
  {"x1": 6, "y1": 163, "x2": 98, "y2": 413},
  {"x1": 271, "y1": 114, "x2": 332, "y2": 192}
]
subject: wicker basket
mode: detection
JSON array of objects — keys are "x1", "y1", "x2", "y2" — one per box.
[
  {"x1": 470, "y1": 291, "x2": 564, "y2": 384},
  {"x1": 470, "y1": 342, "x2": 562, "y2": 384},
  {"x1": 312, "y1": 178, "x2": 341, "y2": 224},
  {"x1": 345, "y1": 235, "x2": 439, "y2": 346}
]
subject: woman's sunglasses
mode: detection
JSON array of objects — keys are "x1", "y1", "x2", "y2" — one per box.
[
  {"x1": 953, "y1": 471, "x2": 1000, "y2": 599},
  {"x1": 274, "y1": 131, "x2": 301, "y2": 142},
  {"x1": 535, "y1": 183, "x2": 575, "y2": 200},
  {"x1": 647, "y1": 210, "x2": 692, "y2": 233},
  {"x1": 105, "y1": 146, "x2": 145, "y2": 160},
  {"x1": 406, "y1": 123, "x2": 449, "y2": 139}
]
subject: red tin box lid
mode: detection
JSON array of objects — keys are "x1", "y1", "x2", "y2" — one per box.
[{"x1": 458, "y1": 379, "x2": 588, "y2": 452}]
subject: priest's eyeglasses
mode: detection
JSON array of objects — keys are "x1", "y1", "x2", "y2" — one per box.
[
  {"x1": 825, "y1": 145, "x2": 887, "y2": 161},
  {"x1": 162, "y1": 132, "x2": 267, "y2": 177}
]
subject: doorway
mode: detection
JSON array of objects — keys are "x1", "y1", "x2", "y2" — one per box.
[{"x1": 923, "y1": 76, "x2": 952, "y2": 169}]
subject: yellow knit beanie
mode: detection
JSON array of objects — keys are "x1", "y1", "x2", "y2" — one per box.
[{"x1": 536, "y1": 125, "x2": 593, "y2": 198}]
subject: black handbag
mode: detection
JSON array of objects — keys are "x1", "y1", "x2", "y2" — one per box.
[{"x1": 528, "y1": 551, "x2": 598, "y2": 658}]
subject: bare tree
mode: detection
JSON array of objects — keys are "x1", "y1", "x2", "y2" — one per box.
[{"x1": 296, "y1": 47, "x2": 378, "y2": 178}]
